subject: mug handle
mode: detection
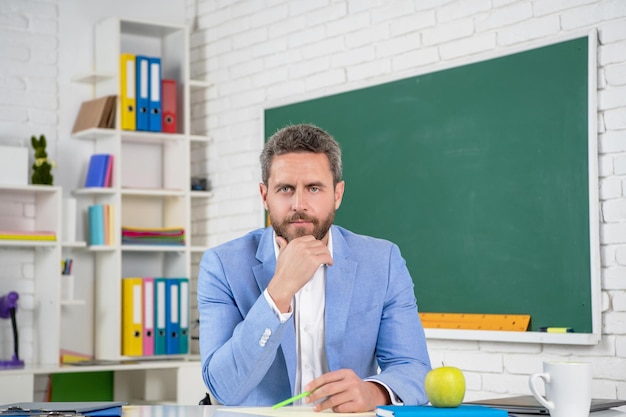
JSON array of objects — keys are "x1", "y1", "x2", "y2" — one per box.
[{"x1": 529, "y1": 372, "x2": 554, "y2": 411}]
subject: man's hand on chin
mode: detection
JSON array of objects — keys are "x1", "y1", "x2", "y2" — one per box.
[{"x1": 303, "y1": 369, "x2": 391, "y2": 413}]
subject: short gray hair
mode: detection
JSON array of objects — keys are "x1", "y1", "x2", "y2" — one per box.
[{"x1": 260, "y1": 124, "x2": 342, "y2": 186}]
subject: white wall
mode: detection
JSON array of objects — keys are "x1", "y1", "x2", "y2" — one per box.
[
  {"x1": 0, "y1": 0, "x2": 187, "y2": 368},
  {"x1": 188, "y1": 0, "x2": 626, "y2": 401},
  {"x1": 0, "y1": 0, "x2": 60, "y2": 372}
]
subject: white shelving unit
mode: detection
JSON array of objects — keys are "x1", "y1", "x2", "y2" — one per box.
[
  {"x1": 0, "y1": 185, "x2": 62, "y2": 367},
  {"x1": 0, "y1": 17, "x2": 210, "y2": 404},
  {"x1": 77, "y1": 17, "x2": 212, "y2": 363}
]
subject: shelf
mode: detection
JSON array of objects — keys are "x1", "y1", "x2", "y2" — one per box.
[
  {"x1": 0, "y1": 240, "x2": 58, "y2": 248},
  {"x1": 71, "y1": 71, "x2": 115, "y2": 84},
  {"x1": 424, "y1": 328, "x2": 600, "y2": 345},
  {"x1": 74, "y1": 128, "x2": 187, "y2": 143},
  {"x1": 121, "y1": 188, "x2": 186, "y2": 197},
  {"x1": 121, "y1": 130, "x2": 186, "y2": 144},
  {"x1": 0, "y1": 358, "x2": 200, "y2": 376},
  {"x1": 87, "y1": 245, "x2": 117, "y2": 252},
  {"x1": 73, "y1": 128, "x2": 118, "y2": 141},
  {"x1": 73, "y1": 187, "x2": 116, "y2": 196},
  {"x1": 121, "y1": 244, "x2": 186, "y2": 252},
  {"x1": 120, "y1": 19, "x2": 183, "y2": 38},
  {"x1": 189, "y1": 79, "x2": 211, "y2": 89},
  {"x1": 62, "y1": 241, "x2": 88, "y2": 248},
  {"x1": 0, "y1": 184, "x2": 60, "y2": 193}
]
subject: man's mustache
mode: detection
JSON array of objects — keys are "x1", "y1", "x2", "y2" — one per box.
[{"x1": 288, "y1": 213, "x2": 316, "y2": 222}]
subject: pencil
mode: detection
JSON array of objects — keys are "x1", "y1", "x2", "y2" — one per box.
[{"x1": 271, "y1": 391, "x2": 313, "y2": 409}]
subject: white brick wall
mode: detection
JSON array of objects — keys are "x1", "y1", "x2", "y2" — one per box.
[
  {"x1": 189, "y1": 0, "x2": 626, "y2": 401},
  {"x1": 0, "y1": 0, "x2": 58, "y2": 370},
  {"x1": 0, "y1": 0, "x2": 59, "y2": 150},
  {"x1": 0, "y1": 0, "x2": 191, "y2": 400}
]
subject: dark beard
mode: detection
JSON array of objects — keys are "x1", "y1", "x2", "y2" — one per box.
[{"x1": 271, "y1": 211, "x2": 334, "y2": 242}]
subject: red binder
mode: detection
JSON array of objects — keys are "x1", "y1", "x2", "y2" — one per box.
[{"x1": 161, "y1": 79, "x2": 177, "y2": 133}]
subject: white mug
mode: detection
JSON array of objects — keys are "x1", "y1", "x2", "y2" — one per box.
[{"x1": 529, "y1": 361, "x2": 592, "y2": 417}]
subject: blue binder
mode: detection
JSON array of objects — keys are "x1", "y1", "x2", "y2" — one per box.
[
  {"x1": 178, "y1": 278, "x2": 189, "y2": 354},
  {"x1": 154, "y1": 278, "x2": 167, "y2": 355},
  {"x1": 165, "y1": 278, "x2": 180, "y2": 354},
  {"x1": 135, "y1": 55, "x2": 149, "y2": 131},
  {"x1": 147, "y1": 57, "x2": 162, "y2": 132}
]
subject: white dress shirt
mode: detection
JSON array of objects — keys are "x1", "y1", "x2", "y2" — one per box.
[
  {"x1": 264, "y1": 231, "x2": 332, "y2": 403},
  {"x1": 263, "y1": 229, "x2": 400, "y2": 405}
]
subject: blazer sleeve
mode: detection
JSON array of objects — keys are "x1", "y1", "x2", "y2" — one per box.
[
  {"x1": 197, "y1": 248, "x2": 290, "y2": 405},
  {"x1": 367, "y1": 243, "x2": 432, "y2": 405}
]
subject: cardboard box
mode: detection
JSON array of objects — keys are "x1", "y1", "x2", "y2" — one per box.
[{"x1": 0, "y1": 146, "x2": 29, "y2": 185}]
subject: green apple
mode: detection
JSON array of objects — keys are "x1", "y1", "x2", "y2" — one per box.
[{"x1": 424, "y1": 365, "x2": 466, "y2": 407}]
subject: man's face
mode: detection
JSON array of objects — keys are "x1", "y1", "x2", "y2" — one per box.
[{"x1": 260, "y1": 152, "x2": 344, "y2": 244}]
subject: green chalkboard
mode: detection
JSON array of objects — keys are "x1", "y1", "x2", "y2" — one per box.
[{"x1": 265, "y1": 36, "x2": 593, "y2": 333}]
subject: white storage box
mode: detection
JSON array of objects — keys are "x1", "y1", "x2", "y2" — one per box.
[{"x1": 0, "y1": 146, "x2": 29, "y2": 185}]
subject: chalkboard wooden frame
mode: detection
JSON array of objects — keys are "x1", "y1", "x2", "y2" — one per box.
[{"x1": 263, "y1": 30, "x2": 600, "y2": 345}]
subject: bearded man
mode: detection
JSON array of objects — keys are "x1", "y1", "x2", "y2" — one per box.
[{"x1": 197, "y1": 124, "x2": 431, "y2": 413}]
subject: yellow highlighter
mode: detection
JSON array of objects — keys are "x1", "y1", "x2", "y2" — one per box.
[
  {"x1": 272, "y1": 391, "x2": 313, "y2": 409},
  {"x1": 539, "y1": 327, "x2": 573, "y2": 333}
]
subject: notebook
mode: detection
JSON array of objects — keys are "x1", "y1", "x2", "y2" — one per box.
[{"x1": 465, "y1": 395, "x2": 626, "y2": 415}]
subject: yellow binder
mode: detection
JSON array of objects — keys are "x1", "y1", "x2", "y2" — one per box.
[
  {"x1": 122, "y1": 277, "x2": 143, "y2": 356},
  {"x1": 119, "y1": 53, "x2": 136, "y2": 130}
]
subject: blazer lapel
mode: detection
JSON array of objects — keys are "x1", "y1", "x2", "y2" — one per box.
[
  {"x1": 325, "y1": 227, "x2": 357, "y2": 371},
  {"x1": 252, "y1": 228, "x2": 276, "y2": 293},
  {"x1": 252, "y1": 227, "x2": 297, "y2": 394}
]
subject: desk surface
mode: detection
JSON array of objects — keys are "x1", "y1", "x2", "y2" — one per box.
[{"x1": 122, "y1": 405, "x2": 626, "y2": 417}]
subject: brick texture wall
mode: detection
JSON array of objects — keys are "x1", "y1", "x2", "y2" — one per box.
[
  {"x1": 188, "y1": 0, "x2": 626, "y2": 400},
  {"x1": 0, "y1": 0, "x2": 58, "y2": 364},
  {"x1": 0, "y1": 0, "x2": 59, "y2": 148}
]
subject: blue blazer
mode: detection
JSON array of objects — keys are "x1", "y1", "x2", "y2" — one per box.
[{"x1": 197, "y1": 225, "x2": 431, "y2": 406}]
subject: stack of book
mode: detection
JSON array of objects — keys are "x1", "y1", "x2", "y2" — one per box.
[
  {"x1": 88, "y1": 204, "x2": 115, "y2": 246},
  {"x1": 121, "y1": 226, "x2": 185, "y2": 246}
]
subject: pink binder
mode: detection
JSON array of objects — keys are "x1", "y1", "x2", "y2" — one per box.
[{"x1": 142, "y1": 277, "x2": 155, "y2": 356}]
